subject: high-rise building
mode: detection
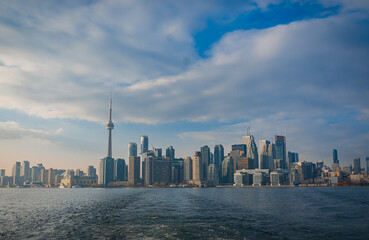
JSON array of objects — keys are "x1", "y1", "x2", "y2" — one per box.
[
  {"x1": 353, "y1": 157, "x2": 361, "y2": 174},
  {"x1": 41, "y1": 168, "x2": 49, "y2": 185},
  {"x1": 333, "y1": 149, "x2": 339, "y2": 165},
  {"x1": 144, "y1": 157, "x2": 172, "y2": 186},
  {"x1": 242, "y1": 135, "x2": 259, "y2": 169},
  {"x1": 259, "y1": 140, "x2": 275, "y2": 170},
  {"x1": 87, "y1": 166, "x2": 97, "y2": 177},
  {"x1": 183, "y1": 157, "x2": 192, "y2": 182},
  {"x1": 275, "y1": 136, "x2": 287, "y2": 169},
  {"x1": 141, "y1": 135, "x2": 149, "y2": 154},
  {"x1": 128, "y1": 143, "x2": 138, "y2": 157},
  {"x1": 201, "y1": 145, "x2": 211, "y2": 180},
  {"x1": 114, "y1": 158, "x2": 126, "y2": 181},
  {"x1": 214, "y1": 144, "x2": 224, "y2": 168},
  {"x1": 48, "y1": 168, "x2": 58, "y2": 186},
  {"x1": 166, "y1": 146, "x2": 175, "y2": 159},
  {"x1": 192, "y1": 151, "x2": 202, "y2": 182},
  {"x1": 21, "y1": 160, "x2": 30, "y2": 182},
  {"x1": 366, "y1": 157, "x2": 369, "y2": 172},
  {"x1": 0, "y1": 169, "x2": 5, "y2": 177},
  {"x1": 12, "y1": 162, "x2": 21, "y2": 185},
  {"x1": 230, "y1": 150, "x2": 243, "y2": 173},
  {"x1": 287, "y1": 151, "x2": 299, "y2": 169},
  {"x1": 154, "y1": 148, "x2": 162, "y2": 157},
  {"x1": 129, "y1": 156, "x2": 140, "y2": 185},
  {"x1": 207, "y1": 164, "x2": 219, "y2": 186},
  {"x1": 237, "y1": 157, "x2": 253, "y2": 170},
  {"x1": 222, "y1": 156, "x2": 234, "y2": 184},
  {"x1": 99, "y1": 95, "x2": 115, "y2": 187},
  {"x1": 231, "y1": 144, "x2": 246, "y2": 156}
]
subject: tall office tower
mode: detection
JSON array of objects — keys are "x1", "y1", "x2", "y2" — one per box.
[
  {"x1": 99, "y1": 95, "x2": 115, "y2": 187},
  {"x1": 87, "y1": 166, "x2": 97, "y2": 177},
  {"x1": 128, "y1": 142, "x2": 138, "y2": 157},
  {"x1": 275, "y1": 135, "x2": 287, "y2": 169},
  {"x1": 48, "y1": 168, "x2": 58, "y2": 186},
  {"x1": 41, "y1": 168, "x2": 49, "y2": 185},
  {"x1": 242, "y1": 135, "x2": 259, "y2": 169},
  {"x1": 192, "y1": 151, "x2": 202, "y2": 182},
  {"x1": 237, "y1": 157, "x2": 253, "y2": 170},
  {"x1": 12, "y1": 162, "x2": 21, "y2": 185},
  {"x1": 333, "y1": 149, "x2": 339, "y2": 165},
  {"x1": 154, "y1": 148, "x2": 162, "y2": 157},
  {"x1": 183, "y1": 157, "x2": 193, "y2": 182},
  {"x1": 129, "y1": 156, "x2": 140, "y2": 185},
  {"x1": 114, "y1": 158, "x2": 126, "y2": 181},
  {"x1": 231, "y1": 144, "x2": 246, "y2": 156},
  {"x1": 21, "y1": 160, "x2": 30, "y2": 182},
  {"x1": 214, "y1": 144, "x2": 224, "y2": 168},
  {"x1": 201, "y1": 145, "x2": 211, "y2": 180},
  {"x1": 166, "y1": 146, "x2": 175, "y2": 159},
  {"x1": 230, "y1": 150, "x2": 242, "y2": 173},
  {"x1": 222, "y1": 156, "x2": 234, "y2": 184},
  {"x1": 144, "y1": 157, "x2": 172, "y2": 186},
  {"x1": 207, "y1": 164, "x2": 219, "y2": 186},
  {"x1": 141, "y1": 135, "x2": 149, "y2": 154},
  {"x1": 366, "y1": 157, "x2": 369, "y2": 172},
  {"x1": 259, "y1": 140, "x2": 275, "y2": 170},
  {"x1": 0, "y1": 169, "x2": 5, "y2": 177},
  {"x1": 353, "y1": 157, "x2": 361, "y2": 174},
  {"x1": 31, "y1": 166, "x2": 41, "y2": 183},
  {"x1": 287, "y1": 151, "x2": 299, "y2": 168}
]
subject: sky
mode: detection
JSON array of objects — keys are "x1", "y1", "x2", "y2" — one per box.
[{"x1": 0, "y1": 0, "x2": 369, "y2": 173}]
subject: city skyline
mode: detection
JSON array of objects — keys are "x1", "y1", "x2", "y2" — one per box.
[{"x1": 1, "y1": 0, "x2": 369, "y2": 173}]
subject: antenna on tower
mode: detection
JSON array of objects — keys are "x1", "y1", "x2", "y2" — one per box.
[{"x1": 247, "y1": 126, "x2": 251, "y2": 136}]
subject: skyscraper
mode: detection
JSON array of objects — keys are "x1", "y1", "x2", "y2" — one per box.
[
  {"x1": 214, "y1": 144, "x2": 224, "y2": 168},
  {"x1": 129, "y1": 156, "x2": 140, "y2": 185},
  {"x1": 21, "y1": 160, "x2": 30, "y2": 183},
  {"x1": 231, "y1": 144, "x2": 246, "y2": 156},
  {"x1": 353, "y1": 157, "x2": 361, "y2": 174},
  {"x1": 287, "y1": 151, "x2": 299, "y2": 169},
  {"x1": 99, "y1": 95, "x2": 115, "y2": 187},
  {"x1": 166, "y1": 146, "x2": 175, "y2": 159},
  {"x1": 259, "y1": 140, "x2": 276, "y2": 170},
  {"x1": 242, "y1": 134, "x2": 259, "y2": 169},
  {"x1": 12, "y1": 162, "x2": 21, "y2": 185},
  {"x1": 114, "y1": 158, "x2": 126, "y2": 181},
  {"x1": 141, "y1": 136, "x2": 149, "y2": 154},
  {"x1": 333, "y1": 149, "x2": 339, "y2": 165},
  {"x1": 128, "y1": 142, "x2": 138, "y2": 157},
  {"x1": 192, "y1": 151, "x2": 202, "y2": 183},
  {"x1": 183, "y1": 157, "x2": 192, "y2": 182},
  {"x1": 87, "y1": 166, "x2": 97, "y2": 177},
  {"x1": 275, "y1": 135, "x2": 287, "y2": 169},
  {"x1": 201, "y1": 145, "x2": 211, "y2": 180}
]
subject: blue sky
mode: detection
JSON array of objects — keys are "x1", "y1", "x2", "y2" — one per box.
[{"x1": 1, "y1": 0, "x2": 369, "y2": 173}]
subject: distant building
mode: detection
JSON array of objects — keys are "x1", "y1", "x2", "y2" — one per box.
[
  {"x1": 342, "y1": 165, "x2": 352, "y2": 175},
  {"x1": 140, "y1": 135, "x2": 149, "y2": 154},
  {"x1": 0, "y1": 169, "x2": 5, "y2": 177},
  {"x1": 201, "y1": 146, "x2": 211, "y2": 180},
  {"x1": 114, "y1": 158, "x2": 126, "y2": 181},
  {"x1": 214, "y1": 144, "x2": 224, "y2": 168},
  {"x1": 61, "y1": 174, "x2": 97, "y2": 187},
  {"x1": 222, "y1": 156, "x2": 234, "y2": 184},
  {"x1": 183, "y1": 157, "x2": 192, "y2": 182},
  {"x1": 242, "y1": 134, "x2": 258, "y2": 169},
  {"x1": 259, "y1": 140, "x2": 275, "y2": 170},
  {"x1": 353, "y1": 157, "x2": 361, "y2": 174},
  {"x1": 166, "y1": 146, "x2": 175, "y2": 159},
  {"x1": 12, "y1": 162, "x2": 21, "y2": 185},
  {"x1": 207, "y1": 164, "x2": 219, "y2": 186},
  {"x1": 275, "y1": 135, "x2": 287, "y2": 169},
  {"x1": 129, "y1": 156, "x2": 140, "y2": 185},
  {"x1": 87, "y1": 166, "x2": 97, "y2": 177},
  {"x1": 21, "y1": 161, "x2": 31, "y2": 183},
  {"x1": 144, "y1": 157, "x2": 172, "y2": 186},
  {"x1": 99, "y1": 157, "x2": 114, "y2": 187},
  {"x1": 366, "y1": 157, "x2": 369, "y2": 172},
  {"x1": 154, "y1": 148, "x2": 162, "y2": 158},
  {"x1": 333, "y1": 149, "x2": 339, "y2": 165},
  {"x1": 287, "y1": 151, "x2": 299, "y2": 169},
  {"x1": 237, "y1": 157, "x2": 253, "y2": 170},
  {"x1": 128, "y1": 142, "x2": 138, "y2": 157},
  {"x1": 270, "y1": 171, "x2": 284, "y2": 186},
  {"x1": 230, "y1": 150, "x2": 243, "y2": 173},
  {"x1": 231, "y1": 144, "x2": 246, "y2": 156},
  {"x1": 192, "y1": 151, "x2": 202, "y2": 183}
]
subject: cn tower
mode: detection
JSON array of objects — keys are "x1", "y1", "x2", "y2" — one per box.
[{"x1": 106, "y1": 94, "x2": 114, "y2": 158}]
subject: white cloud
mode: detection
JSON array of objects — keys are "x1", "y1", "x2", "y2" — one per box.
[{"x1": 0, "y1": 121, "x2": 62, "y2": 140}]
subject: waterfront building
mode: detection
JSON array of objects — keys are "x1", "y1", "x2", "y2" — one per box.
[
  {"x1": 129, "y1": 156, "x2": 140, "y2": 185},
  {"x1": 144, "y1": 157, "x2": 172, "y2": 186},
  {"x1": 171, "y1": 159, "x2": 183, "y2": 184},
  {"x1": 275, "y1": 135, "x2": 287, "y2": 169},
  {"x1": 140, "y1": 135, "x2": 149, "y2": 154},
  {"x1": 192, "y1": 151, "x2": 202, "y2": 183},
  {"x1": 114, "y1": 158, "x2": 126, "y2": 181},
  {"x1": 222, "y1": 156, "x2": 234, "y2": 184},
  {"x1": 41, "y1": 168, "x2": 49, "y2": 185},
  {"x1": 166, "y1": 146, "x2": 175, "y2": 159},
  {"x1": 353, "y1": 157, "x2": 361, "y2": 174},
  {"x1": 99, "y1": 95, "x2": 115, "y2": 187},
  {"x1": 333, "y1": 149, "x2": 339, "y2": 165},
  {"x1": 128, "y1": 142, "x2": 138, "y2": 157},
  {"x1": 183, "y1": 157, "x2": 193, "y2": 182},
  {"x1": 0, "y1": 169, "x2": 5, "y2": 177},
  {"x1": 214, "y1": 144, "x2": 224, "y2": 168},
  {"x1": 242, "y1": 134, "x2": 259, "y2": 169},
  {"x1": 201, "y1": 145, "x2": 211, "y2": 180},
  {"x1": 141, "y1": 150, "x2": 154, "y2": 180},
  {"x1": 207, "y1": 164, "x2": 219, "y2": 186},
  {"x1": 61, "y1": 173, "x2": 97, "y2": 187},
  {"x1": 295, "y1": 161, "x2": 315, "y2": 183},
  {"x1": 31, "y1": 166, "x2": 41, "y2": 183},
  {"x1": 231, "y1": 144, "x2": 246, "y2": 156},
  {"x1": 154, "y1": 148, "x2": 162, "y2": 158},
  {"x1": 21, "y1": 161, "x2": 30, "y2": 183},
  {"x1": 259, "y1": 140, "x2": 274, "y2": 170},
  {"x1": 75, "y1": 169, "x2": 84, "y2": 177},
  {"x1": 48, "y1": 168, "x2": 58, "y2": 186},
  {"x1": 342, "y1": 165, "x2": 352, "y2": 175},
  {"x1": 87, "y1": 166, "x2": 97, "y2": 177},
  {"x1": 230, "y1": 150, "x2": 242, "y2": 173},
  {"x1": 234, "y1": 171, "x2": 249, "y2": 186},
  {"x1": 237, "y1": 157, "x2": 253, "y2": 170},
  {"x1": 287, "y1": 151, "x2": 299, "y2": 169},
  {"x1": 270, "y1": 171, "x2": 284, "y2": 186},
  {"x1": 12, "y1": 162, "x2": 21, "y2": 185}
]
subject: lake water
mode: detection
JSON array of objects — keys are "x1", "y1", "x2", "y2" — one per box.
[{"x1": 0, "y1": 187, "x2": 368, "y2": 239}]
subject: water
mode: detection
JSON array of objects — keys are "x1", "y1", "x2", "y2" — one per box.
[{"x1": 0, "y1": 187, "x2": 369, "y2": 239}]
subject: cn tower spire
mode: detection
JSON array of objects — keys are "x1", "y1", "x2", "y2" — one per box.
[{"x1": 106, "y1": 93, "x2": 114, "y2": 158}]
